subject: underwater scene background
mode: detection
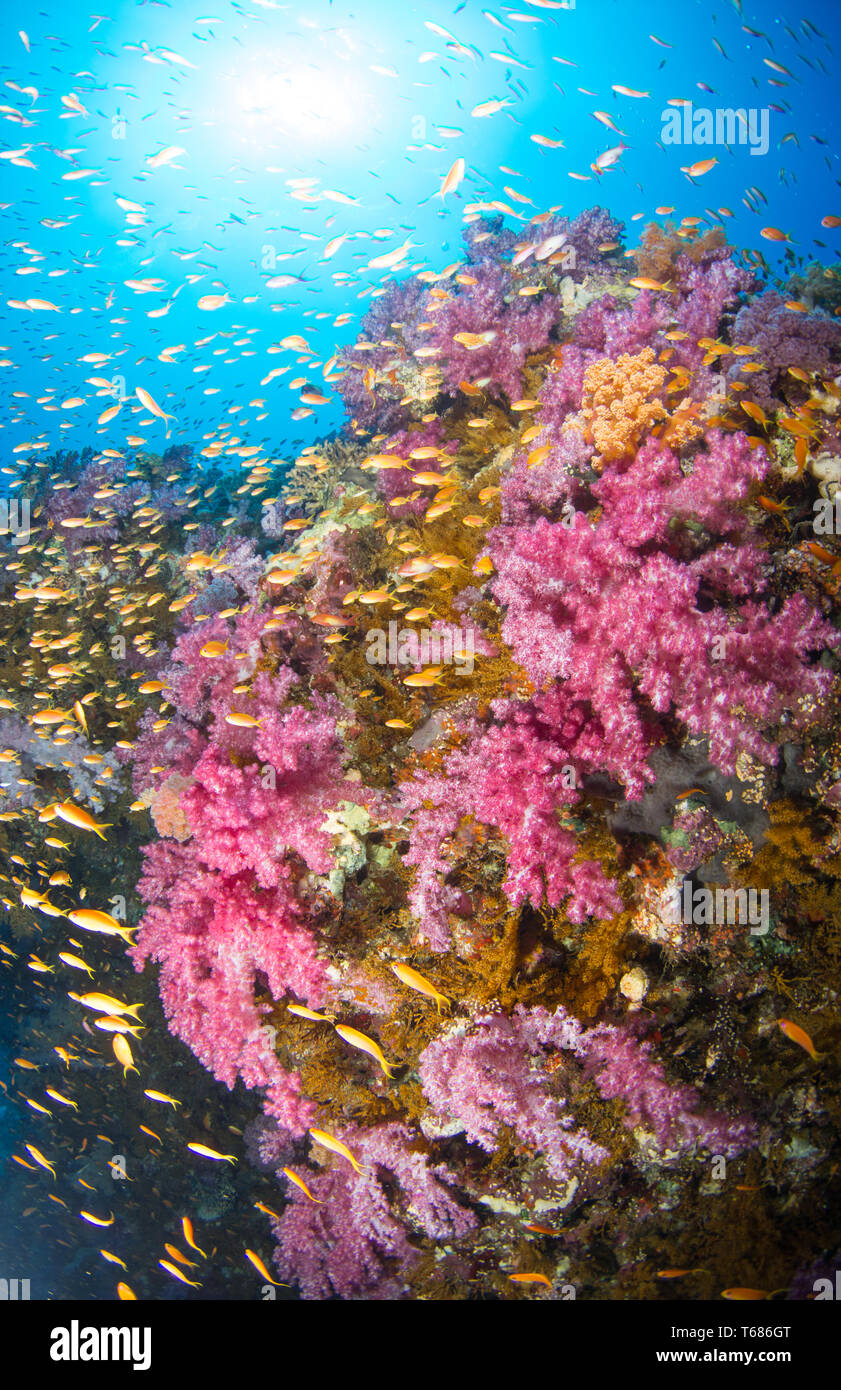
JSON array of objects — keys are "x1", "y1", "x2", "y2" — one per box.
[{"x1": 2, "y1": 0, "x2": 841, "y2": 1316}]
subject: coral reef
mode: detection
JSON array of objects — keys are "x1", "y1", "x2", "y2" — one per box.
[{"x1": 9, "y1": 208, "x2": 841, "y2": 1303}]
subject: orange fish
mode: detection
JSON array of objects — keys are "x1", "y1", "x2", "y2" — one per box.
[
  {"x1": 187, "y1": 1142, "x2": 237, "y2": 1164},
  {"x1": 112, "y1": 1033, "x2": 138, "y2": 1077},
  {"x1": 740, "y1": 400, "x2": 768, "y2": 428},
  {"x1": 164, "y1": 1244, "x2": 199, "y2": 1269},
  {"x1": 681, "y1": 157, "x2": 718, "y2": 178},
  {"x1": 282, "y1": 1168, "x2": 322, "y2": 1203},
  {"x1": 778, "y1": 1018, "x2": 823, "y2": 1061},
  {"x1": 254, "y1": 1201, "x2": 283, "y2": 1220},
  {"x1": 245, "y1": 1249, "x2": 287, "y2": 1286},
  {"x1": 309, "y1": 1128, "x2": 363, "y2": 1174},
  {"x1": 721, "y1": 1287, "x2": 770, "y2": 1300},
  {"x1": 439, "y1": 158, "x2": 465, "y2": 198},
  {"x1": 182, "y1": 1216, "x2": 206, "y2": 1258},
  {"x1": 159, "y1": 1259, "x2": 201, "y2": 1288},
  {"x1": 804, "y1": 542, "x2": 841, "y2": 572},
  {"x1": 757, "y1": 496, "x2": 791, "y2": 525},
  {"x1": 629, "y1": 277, "x2": 673, "y2": 293},
  {"x1": 55, "y1": 803, "x2": 111, "y2": 839}
]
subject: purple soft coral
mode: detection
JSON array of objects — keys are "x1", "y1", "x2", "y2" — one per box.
[
  {"x1": 419, "y1": 1013, "x2": 609, "y2": 1181},
  {"x1": 731, "y1": 289, "x2": 841, "y2": 411},
  {"x1": 429, "y1": 259, "x2": 560, "y2": 401},
  {"x1": 271, "y1": 1123, "x2": 474, "y2": 1298},
  {"x1": 420, "y1": 1005, "x2": 753, "y2": 1173}
]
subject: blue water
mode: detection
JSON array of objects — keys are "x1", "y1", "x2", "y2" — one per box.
[{"x1": 1, "y1": 0, "x2": 839, "y2": 463}]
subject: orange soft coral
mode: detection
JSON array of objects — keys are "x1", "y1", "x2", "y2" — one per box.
[
  {"x1": 636, "y1": 221, "x2": 727, "y2": 282},
  {"x1": 576, "y1": 346, "x2": 668, "y2": 465},
  {"x1": 142, "y1": 771, "x2": 194, "y2": 842}
]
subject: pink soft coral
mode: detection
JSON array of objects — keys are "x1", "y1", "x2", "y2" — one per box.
[
  {"x1": 488, "y1": 430, "x2": 837, "y2": 795},
  {"x1": 129, "y1": 619, "x2": 372, "y2": 1130},
  {"x1": 400, "y1": 685, "x2": 622, "y2": 950},
  {"x1": 131, "y1": 840, "x2": 323, "y2": 1131}
]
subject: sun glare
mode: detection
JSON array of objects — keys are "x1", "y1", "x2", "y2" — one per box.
[{"x1": 235, "y1": 64, "x2": 366, "y2": 141}]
